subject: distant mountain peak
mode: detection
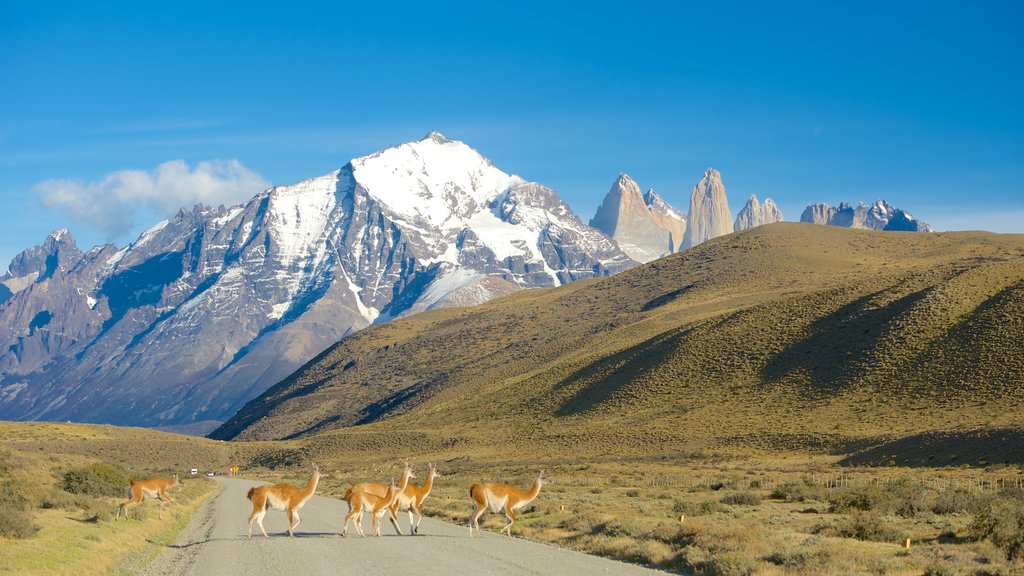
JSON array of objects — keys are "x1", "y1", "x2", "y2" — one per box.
[
  {"x1": 683, "y1": 167, "x2": 732, "y2": 249},
  {"x1": 734, "y1": 194, "x2": 784, "y2": 232},
  {"x1": 590, "y1": 174, "x2": 685, "y2": 263},
  {"x1": 800, "y1": 199, "x2": 932, "y2": 232},
  {"x1": 423, "y1": 130, "x2": 451, "y2": 144}
]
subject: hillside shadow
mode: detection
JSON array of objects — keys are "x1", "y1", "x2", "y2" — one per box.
[
  {"x1": 554, "y1": 328, "x2": 685, "y2": 417},
  {"x1": 838, "y1": 428, "x2": 1024, "y2": 468},
  {"x1": 761, "y1": 287, "x2": 931, "y2": 391}
]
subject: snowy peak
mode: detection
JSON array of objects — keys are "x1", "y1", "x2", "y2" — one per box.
[
  {"x1": 350, "y1": 133, "x2": 520, "y2": 230},
  {"x1": 734, "y1": 194, "x2": 784, "y2": 232},
  {"x1": 424, "y1": 130, "x2": 452, "y2": 144}
]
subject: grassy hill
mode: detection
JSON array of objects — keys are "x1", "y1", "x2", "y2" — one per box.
[{"x1": 211, "y1": 223, "x2": 1024, "y2": 466}]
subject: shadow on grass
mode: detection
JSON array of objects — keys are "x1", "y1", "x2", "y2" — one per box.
[
  {"x1": 838, "y1": 428, "x2": 1024, "y2": 467},
  {"x1": 760, "y1": 287, "x2": 931, "y2": 393}
]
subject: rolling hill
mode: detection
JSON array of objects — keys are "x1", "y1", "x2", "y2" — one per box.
[{"x1": 212, "y1": 223, "x2": 1024, "y2": 465}]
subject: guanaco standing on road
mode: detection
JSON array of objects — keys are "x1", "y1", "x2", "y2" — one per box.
[
  {"x1": 342, "y1": 464, "x2": 414, "y2": 537},
  {"x1": 116, "y1": 474, "x2": 180, "y2": 520},
  {"x1": 246, "y1": 463, "x2": 321, "y2": 538},
  {"x1": 469, "y1": 471, "x2": 550, "y2": 537},
  {"x1": 390, "y1": 462, "x2": 441, "y2": 535}
]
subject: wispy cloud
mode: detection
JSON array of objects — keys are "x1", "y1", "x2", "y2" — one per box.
[{"x1": 33, "y1": 159, "x2": 269, "y2": 240}]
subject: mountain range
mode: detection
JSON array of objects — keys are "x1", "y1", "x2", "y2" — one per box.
[
  {"x1": 0, "y1": 132, "x2": 635, "y2": 432},
  {"x1": 0, "y1": 132, "x2": 936, "y2": 433}
]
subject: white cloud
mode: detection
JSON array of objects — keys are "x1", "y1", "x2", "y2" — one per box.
[{"x1": 34, "y1": 159, "x2": 269, "y2": 240}]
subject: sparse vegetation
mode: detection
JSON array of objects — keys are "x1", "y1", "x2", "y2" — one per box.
[{"x1": 0, "y1": 422, "x2": 220, "y2": 574}]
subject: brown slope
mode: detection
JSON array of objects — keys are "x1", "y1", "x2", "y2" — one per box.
[{"x1": 212, "y1": 223, "x2": 1024, "y2": 461}]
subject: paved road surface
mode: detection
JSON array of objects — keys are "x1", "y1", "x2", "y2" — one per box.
[{"x1": 142, "y1": 477, "x2": 669, "y2": 576}]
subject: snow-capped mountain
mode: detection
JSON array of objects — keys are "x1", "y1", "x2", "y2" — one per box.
[
  {"x1": 800, "y1": 200, "x2": 932, "y2": 232},
  {"x1": 589, "y1": 174, "x2": 686, "y2": 263},
  {"x1": 0, "y1": 132, "x2": 635, "y2": 432}
]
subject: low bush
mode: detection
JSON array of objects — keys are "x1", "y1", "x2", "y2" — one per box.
[
  {"x1": 970, "y1": 497, "x2": 1024, "y2": 561},
  {"x1": 770, "y1": 481, "x2": 825, "y2": 502},
  {"x1": 673, "y1": 498, "x2": 725, "y2": 516},
  {"x1": 591, "y1": 520, "x2": 644, "y2": 538},
  {"x1": 720, "y1": 492, "x2": 761, "y2": 506},
  {"x1": 0, "y1": 507, "x2": 39, "y2": 539},
  {"x1": 0, "y1": 478, "x2": 33, "y2": 511},
  {"x1": 932, "y1": 488, "x2": 983, "y2": 515},
  {"x1": 62, "y1": 462, "x2": 131, "y2": 498},
  {"x1": 814, "y1": 511, "x2": 901, "y2": 543}
]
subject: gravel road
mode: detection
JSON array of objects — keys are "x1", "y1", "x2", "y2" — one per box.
[{"x1": 141, "y1": 477, "x2": 669, "y2": 576}]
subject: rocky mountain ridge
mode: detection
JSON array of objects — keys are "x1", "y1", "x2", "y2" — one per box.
[{"x1": 0, "y1": 132, "x2": 635, "y2": 432}]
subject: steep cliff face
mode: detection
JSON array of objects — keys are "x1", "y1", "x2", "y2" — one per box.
[
  {"x1": 644, "y1": 189, "x2": 687, "y2": 253},
  {"x1": 734, "y1": 195, "x2": 784, "y2": 232},
  {"x1": 800, "y1": 203, "x2": 837, "y2": 225},
  {"x1": 589, "y1": 174, "x2": 686, "y2": 262},
  {"x1": 0, "y1": 132, "x2": 636, "y2": 431},
  {"x1": 683, "y1": 168, "x2": 733, "y2": 249}
]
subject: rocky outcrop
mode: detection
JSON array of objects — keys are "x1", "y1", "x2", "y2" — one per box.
[
  {"x1": 644, "y1": 189, "x2": 687, "y2": 253},
  {"x1": 801, "y1": 200, "x2": 932, "y2": 232},
  {"x1": 800, "y1": 203, "x2": 837, "y2": 226},
  {"x1": 734, "y1": 195, "x2": 784, "y2": 232},
  {"x1": 683, "y1": 168, "x2": 733, "y2": 249},
  {"x1": 589, "y1": 174, "x2": 686, "y2": 263}
]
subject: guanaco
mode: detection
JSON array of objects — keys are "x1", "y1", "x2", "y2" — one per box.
[
  {"x1": 469, "y1": 470, "x2": 550, "y2": 537},
  {"x1": 389, "y1": 462, "x2": 441, "y2": 535},
  {"x1": 342, "y1": 466, "x2": 414, "y2": 537},
  {"x1": 246, "y1": 463, "x2": 321, "y2": 538},
  {"x1": 116, "y1": 473, "x2": 180, "y2": 520}
]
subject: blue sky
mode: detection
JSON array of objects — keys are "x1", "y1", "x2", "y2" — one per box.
[{"x1": 2, "y1": 1, "x2": 1022, "y2": 266}]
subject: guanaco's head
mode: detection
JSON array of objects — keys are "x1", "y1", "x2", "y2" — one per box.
[
  {"x1": 171, "y1": 473, "x2": 180, "y2": 486},
  {"x1": 538, "y1": 470, "x2": 552, "y2": 486},
  {"x1": 428, "y1": 462, "x2": 441, "y2": 478},
  {"x1": 401, "y1": 462, "x2": 416, "y2": 481}
]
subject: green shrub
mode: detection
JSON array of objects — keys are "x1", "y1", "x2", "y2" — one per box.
[
  {"x1": 770, "y1": 481, "x2": 825, "y2": 502},
  {"x1": 827, "y1": 486, "x2": 886, "y2": 513},
  {"x1": 0, "y1": 478, "x2": 33, "y2": 511},
  {"x1": 698, "y1": 551, "x2": 759, "y2": 576},
  {"x1": 720, "y1": 492, "x2": 761, "y2": 506},
  {"x1": 62, "y1": 463, "x2": 131, "y2": 498},
  {"x1": 970, "y1": 497, "x2": 1024, "y2": 561},
  {"x1": 932, "y1": 488, "x2": 983, "y2": 515},
  {"x1": 38, "y1": 488, "x2": 80, "y2": 511},
  {"x1": 815, "y1": 511, "x2": 901, "y2": 543},
  {"x1": 590, "y1": 520, "x2": 643, "y2": 538},
  {"x1": 673, "y1": 498, "x2": 725, "y2": 516},
  {"x1": 0, "y1": 508, "x2": 38, "y2": 539}
]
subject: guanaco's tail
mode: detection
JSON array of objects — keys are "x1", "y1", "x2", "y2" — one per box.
[
  {"x1": 246, "y1": 487, "x2": 256, "y2": 501},
  {"x1": 343, "y1": 487, "x2": 354, "y2": 501},
  {"x1": 128, "y1": 479, "x2": 136, "y2": 486}
]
